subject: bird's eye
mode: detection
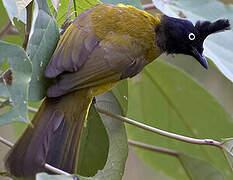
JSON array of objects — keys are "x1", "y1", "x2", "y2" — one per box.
[{"x1": 188, "y1": 33, "x2": 195, "y2": 41}]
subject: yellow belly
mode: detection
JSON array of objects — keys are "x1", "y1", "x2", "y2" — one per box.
[{"x1": 91, "y1": 81, "x2": 119, "y2": 96}]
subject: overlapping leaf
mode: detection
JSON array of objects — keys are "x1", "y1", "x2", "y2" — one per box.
[
  {"x1": 28, "y1": 0, "x2": 59, "y2": 101},
  {"x1": 0, "y1": 41, "x2": 32, "y2": 125},
  {"x1": 178, "y1": 153, "x2": 224, "y2": 180},
  {"x1": 94, "y1": 92, "x2": 128, "y2": 180},
  {"x1": 78, "y1": 105, "x2": 109, "y2": 177}
]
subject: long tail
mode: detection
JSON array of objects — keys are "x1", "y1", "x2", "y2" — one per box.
[{"x1": 5, "y1": 89, "x2": 93, "y2": 178}]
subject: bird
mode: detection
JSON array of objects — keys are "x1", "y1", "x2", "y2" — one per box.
[{"x1": 5, "y1": 3, "x2": 230, "y2": 178}]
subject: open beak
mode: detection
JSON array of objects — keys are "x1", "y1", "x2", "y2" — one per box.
[{"x1": 191, "y1": 47, "x2": 208, "y2": 69}]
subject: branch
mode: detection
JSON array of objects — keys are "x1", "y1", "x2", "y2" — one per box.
[
  {"x1": 0, "y1": 21, "x2": 12, "y2": 40},
  {"x1": 142, "y1": 3, "x2": 156, "y2": 10},
  {"x1": 96, "y1": 107, "x2": 222, "y2": 148},
  {"x1": 22, "y1": 1, "x2": 33, "y2": 51},
  {"x1": 128, "y1": 139, "x2": 178, "y2": 157},
  {"x1": 0, "y1": 136, "x2": 71, "y2": 176}
]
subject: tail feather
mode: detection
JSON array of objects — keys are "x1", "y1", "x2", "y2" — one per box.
[{"x1": 5, "y1": 89, "x2": 93, "y2": 178}]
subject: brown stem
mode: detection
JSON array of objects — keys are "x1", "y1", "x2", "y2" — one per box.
[
  {"x1": 142, "y1": 3, "x2": 156, "y2": 10},
  {"x1": 22, "y1": 1, "x2": 33, "y2": 51},
  {"x1": 0, "y1": 21, "x2": 12, "y2": 40},
  {"x1": 128, "y1": 139, "x2": 179, "y2": 157}
]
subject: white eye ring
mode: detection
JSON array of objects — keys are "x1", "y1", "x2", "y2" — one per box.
[{"x1": 188, "y1": 33, "x2": 195, "y2": 40}]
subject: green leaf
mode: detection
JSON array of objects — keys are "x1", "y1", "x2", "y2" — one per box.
[
  {"x1": 13, "y1": 18, "x2": 26, "y2": 40},
  {"x1": 0, "y1": 41, "x2": 32, "y2": 125},
  {"x1": 100, "y1": 0, "x2": 143, "y2": 9},
  {"x1": 54, "y1": 0, "x2": 101, "y2": 27},
  {"x1": 112, "y1": 80, "x2": 128, "y2": 116},
  {"x1": 94, "y1": 91, "x2": 128, "y2": 180},
  {"x1": 53, "y1": 0, "x2": 143, "y2": 28},
  {"x1": 78, "y1": 105, "x2": 109, "y2": 177},
  {"x1": 222, "y1": 138, "x2": 233, "y2": 170},
  {"x1": 178, "y1": 153, "x2": 224, "y2": 180},
  {"x1": 127, "y1": 61, "x2": 233, "y2": 180},
  {"x1": 153, "y1": 0, "x2": 233, "y2": 82},
  {"x1": 0, "y1": 0, "x2": 23, "y2": 46},
  {"x1": 28, "y1": 0, "x2": 59, "y2": 101},
  {"x1": 2, "y1": 0, "x2": 26, "y2": 24}
]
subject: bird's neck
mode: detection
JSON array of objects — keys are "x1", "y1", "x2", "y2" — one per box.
[
  {"x1": 154, "y1": 15, "x2": 171, "y2": 54},
  {"x1": 155, "y1": 15, "x2": 185, "y2": 55}
]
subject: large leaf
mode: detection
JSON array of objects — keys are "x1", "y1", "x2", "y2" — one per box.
[
  {"x1": 153, "y1": 0, "x2": 233, "y2": 82},
  {"x1": 94, "y1": 91, "x2": 128, "y2": 180},
  {"x1": 78, "y1": 105, "x2": 109, "y2": 177},
  {"x1": 127, "y1": 61, "x2": 233, "y2": 180},
  {"x1": 0, "y1": 41, "x2": 32, "y2": 125},
  {"x1": 28, "y1": 0, "x2": 59, "y2": 101}
]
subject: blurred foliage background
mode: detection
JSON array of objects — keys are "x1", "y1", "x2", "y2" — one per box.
[{"x1": 0, "y1": 0, "x2": 233, "y2": 180}]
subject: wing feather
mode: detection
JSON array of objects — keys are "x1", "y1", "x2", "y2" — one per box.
[
  {"x1": 45, "y1": 8, "x2": 98, "y2": 78},
  {"x1": 47, "y1": 36, "x2": 147, "y2": 97}
]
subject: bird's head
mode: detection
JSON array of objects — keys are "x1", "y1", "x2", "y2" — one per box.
[{"x1": 155, "y1": 15, "x2": 231, "y2": 69}]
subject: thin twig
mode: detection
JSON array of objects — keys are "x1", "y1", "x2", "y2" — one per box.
[
  {"x1": 0, "y1": 21, "x2": 12, "y2": 40},
  {"x1": 128, "y1": 139, "x2": 178, "y2": 157},
  {"x1": 44, "y1": 163, "x2": 71, "y2": 176},
  {"x1": 142, "y1": 3, "x2": 156, "y2": 10},
  {"x1": 0, "y1": 98, "x2": 38, "y2": 113},
  {"x1": 28, "y1": 106, "x2": 38, "y2": 113},
  {"x1": 73, "y1": 0, "x2": 78, "y2": 17},
  {"x1": 0, "y1": 136, "x2": 13, "y2": 148},
  {"x1": 22, "y1": 1, "x2": 33, "y2": 50},
  {"x1": 96, "y1": 107, "x2": 222, "y2": 148},
  {"x1": 0, "y1": 135, "x2": 71, "y2": 176}
]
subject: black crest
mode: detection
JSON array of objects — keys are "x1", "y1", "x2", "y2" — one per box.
[{"x1": 195, "y1": 19, "x2": 230, "y2": 40}]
